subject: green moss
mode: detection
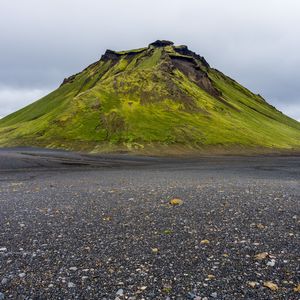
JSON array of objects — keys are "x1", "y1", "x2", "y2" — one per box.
[{"x1": 137, "y1": 48, "x2": 163, "y2": 69}]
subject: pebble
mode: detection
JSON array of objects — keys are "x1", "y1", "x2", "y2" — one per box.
[
  {"x1": 0, "y1": 292, "x2": 4, "y2": 300},
  {"x1": 116, "y1": 289, "x2": 124, "y2": 296},
  {"x1": 0, "y1": 248, "x2": 7, "y2": 252},
  {"x1": 67, "y1": 282, "x2": 76, "y2": 288},
  {"x1": 69, "y1": 267, "x2": 78, "y2": 271},
  {"x1": 211, "y1": 292, "x2": 218, "y2": 298},
  {"x1": 1, "y1": 278, "x2": 8, "y2": 285},
  {"x1": 267, "y1": 259, "x2": 276, "y2": 267},
  {"x1": 187, "y1": 292, "x2": 196, "y2": 299},
  {"x1": 18, "y1": 273, "x2": 26, "y2": 278}
]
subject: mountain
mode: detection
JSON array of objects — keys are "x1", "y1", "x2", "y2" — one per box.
[{"x1": 0, "y1": 40, "x2": 300, "y2": 154}]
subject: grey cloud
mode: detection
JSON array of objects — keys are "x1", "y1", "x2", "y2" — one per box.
[
  {"x1": 0, "y1": 0, "x2": 299, "y2": 120},
  {"x1": 0, "y1": 87, "x2": 50, "y2": 118}
]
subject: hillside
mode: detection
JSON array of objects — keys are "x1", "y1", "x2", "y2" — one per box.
[{"x1": 0, "y1": 40, "x2": 300, "y2": 154}]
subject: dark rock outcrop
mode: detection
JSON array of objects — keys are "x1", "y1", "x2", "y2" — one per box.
[
  {"x1": 101, "y1": 50, "x2": 122, "y2": 62},
  {"x1": 60, "y1": 74, "x2": 78, "y2": 87},
  {"x1": 149, "y1": 40, "x2": 174, "y2": 48},
  {"x1": 174, "y1": 45, "x2": 210, "y2": 68},
  {"x1": 170, "y1": 55, "x2": 220, "y2": 98}
]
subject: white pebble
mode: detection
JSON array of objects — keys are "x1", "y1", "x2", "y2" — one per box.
[
  {"x1": 68, "y1": 282, "x2": 76, "y2": 288},
  {"x1": 116, "y1": 288, "x2": 124, "y2": 296},
  {"x1": 267, "y1": 259, "x2": 276, "y2": 267}
]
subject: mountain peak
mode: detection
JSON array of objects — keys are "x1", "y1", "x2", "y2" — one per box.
[{"x1": 149, "y1": 40, "x2": 174, "y2": 47}]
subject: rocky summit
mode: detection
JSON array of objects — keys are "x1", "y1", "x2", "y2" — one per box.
[{"x1": 0, "y1": 40, "x2": 300, "y2": 154}]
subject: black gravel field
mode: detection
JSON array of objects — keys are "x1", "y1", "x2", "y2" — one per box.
[{"x1": 0, "y1": 148, "x2": 299, "y2": 300}]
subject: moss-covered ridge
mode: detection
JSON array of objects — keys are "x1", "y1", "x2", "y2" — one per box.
[{"x1": 0, "y1": 40, "x2": 300, "y2": 154}]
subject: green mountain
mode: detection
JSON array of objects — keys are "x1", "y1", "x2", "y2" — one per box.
[{"x1": 1, "y1": 40, "x2": 300, "y2": 154}]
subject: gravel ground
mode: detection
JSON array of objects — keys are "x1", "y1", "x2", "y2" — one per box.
[{"x1": 0, "y1": 149, "x2": 299, "y2": 299}]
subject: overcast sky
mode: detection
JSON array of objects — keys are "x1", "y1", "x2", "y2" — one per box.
[{"x1": 0, "y1": 0, "x2": 300, "y2": 120}]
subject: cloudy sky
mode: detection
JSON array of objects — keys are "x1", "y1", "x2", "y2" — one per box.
[{"x1": 0, "y1": 0, "x2": 300, "y2": 120}]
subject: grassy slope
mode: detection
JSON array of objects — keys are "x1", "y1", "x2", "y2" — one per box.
[{"x1": 0, "y1": 46, "x2": 299, "y2": 154}]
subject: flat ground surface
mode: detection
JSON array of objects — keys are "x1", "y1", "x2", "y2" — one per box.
[{"x1": 0, "y1": 148, "x2": 299, "y2": 300}]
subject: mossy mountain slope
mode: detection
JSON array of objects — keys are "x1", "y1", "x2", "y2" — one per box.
[{"x1": 1, "y1": 40, "x2": 300, "y2": 154}]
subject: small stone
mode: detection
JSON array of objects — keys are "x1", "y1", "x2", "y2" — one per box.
[
  {"x1": 264, "y1": 281, "x2": 278, "y2": 291},
  {"x1": 0, "y1": 248, "x2": 7, "y2": 252},
  {"x1": 68, "y1": 282, "x2": 76, "y2": 288},
  {"x1": 254, "y1": 252, "x2": 269, "y2": 260},
  {"x1": 116, "y1": 289, "x2": 124, "y2": 296},
  {"x1": 200, "y1": 239, "x2": 210, "y2": 245},
  {"x1": 247, "y1": 281, "x2": 259, "y2": 288},
  {"x1": 0, "y1": 292, "x2": 4, "y2": 300},
  {"x1": 69, "y1": 267, "x2": 78, "y2": 271},
  {"x1": 207, "y1": 274, "x2": 215, "y2": 280},
  {"x1": 267, "y1": 259, "x2": 276, "y2": 267},
  {"x1": 294, "y1": 284, "x2": 300, "y2": 292},
  {"x1": 1, "y1": 278, "x2": 8, "y2": 285},
  {"x1": 169, "y1": 198, "x2": 183, "y2": 206},
  {"x1": 18, "y1": 273, "x2": 26, "y2": 278},
  {"x1": 211, "y1": 292, "x2": 218, "y2": 298},
  {"x1": 256, "y1": 223, "x2": 265, "y2": 229},
  {"x1": 187, "y1": 292, "x2": 196, "y2": 299},
  {"x1": 48, "y1": 284, "x2": 54, "y2": 288}
]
